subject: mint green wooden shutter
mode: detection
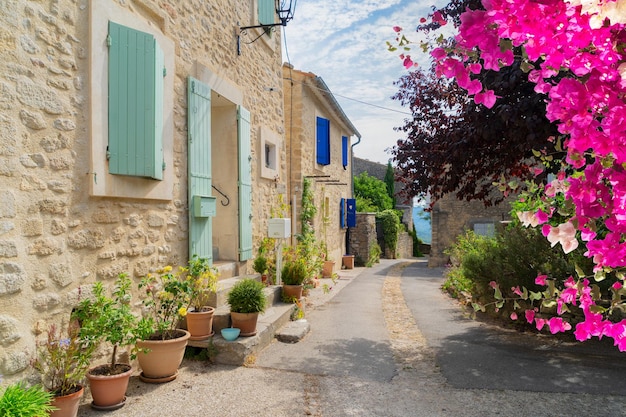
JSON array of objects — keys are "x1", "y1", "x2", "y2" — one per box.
[
  {"x1": 188, "y1": 77, "x2": 213, "y2": 262},
  {"x1": 108, "y1": 21, "x2": 164, "y2": 180},
  {"x1": 258, "y1": 0, "x2": 275, "y2": 25},
  {"x1": 238, "y1": 106, "x2": 253, "y2": 261}
]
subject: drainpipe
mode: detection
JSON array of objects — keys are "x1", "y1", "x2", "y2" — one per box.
[{"x1": 346, "y1": 135, "x2": 362, "y2": 255}]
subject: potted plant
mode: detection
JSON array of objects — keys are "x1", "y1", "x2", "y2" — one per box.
[
  {"x1": 32, "y1": 322, "x2": 97, "y2": 417},
  {"x1": 253, "y1": 237, "x2": 275, "y2": 284},
  {"x1": 181, "y1": 255, "x2": 219, "y2": 340},
  {"x1": 281, "y1": 246, "x2": 308, "y2": 300},
  {"x1": 72, "y1": 273, "x2": 138, "y2": 410},
  {"x1": 252, "y1": 254, "x2": 269, "y2": 284},
  {"x1": 135, "y1": 265, "x2": 191, "y2": 383},
  {"x1": 227, "y1": 278, "x2": 267, "y2": 336},
  {"x1": 0, "y1": 381, "x2": 55, "y2": 417}
]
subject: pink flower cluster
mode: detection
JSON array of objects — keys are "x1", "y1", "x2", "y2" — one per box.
[{"x1": 522, "y1": 274, "x2": 626, "y2": 351}]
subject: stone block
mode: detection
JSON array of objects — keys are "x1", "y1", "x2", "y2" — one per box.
[
  {"x1": 0, "y1": 315, "x2": 20, "y2": 345},
  {"x1": 0, "y1": 241, "x2": 18, "y2": 257},
  {"x1": 0, "y1": 262, "x2": 25, "y2": 295}
]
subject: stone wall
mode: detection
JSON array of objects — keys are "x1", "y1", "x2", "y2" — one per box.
[
  {"x1": 349, "y1": 213, "x2": 377, "y2": 266},
  {"x1": 0, "y1": 0, "x2": 286, "y2": 383},
  {"x1": 396, "y1": 231, "x2": 413, "y2": 259},
  {"x1": 430, "y1": 194, "x2": 513, "y2": 267}
]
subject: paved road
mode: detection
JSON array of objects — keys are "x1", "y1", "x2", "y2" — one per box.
[{"x1": 79, "y1": 259, "x2": 626, "y2": 416}]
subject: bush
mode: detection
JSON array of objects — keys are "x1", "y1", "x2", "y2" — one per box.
[
  {"x1": 366, "y1": 242, "x2": 382, "y2": 267},
  {"x1": 444, "y1": 225, "x2": 596, "y2": 304},
  {"x1": 377, "y1": 210, "x2": 401, "y2": 257},
  {"x1": 227, "y1": 278, "x2": 267, "y2": 314}
]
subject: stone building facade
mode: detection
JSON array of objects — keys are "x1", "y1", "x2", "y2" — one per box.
[
  {"x1": 429, "y1": 194, "x2": 513, "y2": 267},
  {"x1": 0, "y1": 0, "x2": 289, "y2": 383},
  {"x1": 282, "y1": 64, "x2": 360, "y2": 271}
]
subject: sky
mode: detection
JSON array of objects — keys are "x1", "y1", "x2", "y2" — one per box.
[{"x1": 281, "y1": 0, "x2": 447, "y2": 165}]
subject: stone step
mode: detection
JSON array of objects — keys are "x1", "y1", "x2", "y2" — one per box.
[
  {"x1": 211, "y1": 285, "x2": 282, "y2": 331},
  {"x1": 206, "y1": 273, "x2": 264, "y2": 309},
  {"x1": 187, "y1": 301, "x2": 296, "y2": 365},
  {"x1": 213, "y1": 261, "x2": 240, "y2": 280}
]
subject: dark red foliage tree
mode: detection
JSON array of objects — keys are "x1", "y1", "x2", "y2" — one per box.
[{"x1": 390, "y1": 0, "x2": 561, "y2": 207}]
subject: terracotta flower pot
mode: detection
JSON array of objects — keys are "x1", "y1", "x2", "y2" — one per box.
[
  {"x1": 136, "y1": 329, "x2": 190, "y2": 383},
  {"x1": 87, "y1": 363, "x2": 132, "y2": 410},
  {"x1": 50, "y1": 385, "x2": 84, "y2": 417},
  {"x1": 230, "y1": 312, "x2": 259, "y2": 337},
  {"x1": 282, "y1": 284, "x2": 303, "y2": 300},
  {"x1": 322, "y1": 260, "x2": 335, "y2": 278},
  {"x1": 342, "y1": 255, "x2": 355, "y2": 269},
  {"x1": 186, "y1": 307, "x2": 215, "y2": 340}
]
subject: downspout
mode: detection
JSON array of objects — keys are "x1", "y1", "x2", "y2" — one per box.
[{"x1": 346, "y1": 134, "x2": 361, "y2": 256}]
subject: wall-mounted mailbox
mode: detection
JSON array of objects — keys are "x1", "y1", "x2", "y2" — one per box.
[
  {"x1": 268, "y1": 218, "x2": 291, "y2": 238},
  {"x1": 192, "y1": 195, "x2": 217, "y2": 218}
]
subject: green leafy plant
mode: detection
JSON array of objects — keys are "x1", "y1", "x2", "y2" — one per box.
[
  {"x1": 138, "y1": 265, "x2": 189, "y2": 340},
  {"x1": 0, "y1": 381, "x2": 55, "y2": 417},
  {"x1": 227, "y1": 278, "x2": 267, "y2": 314},
  {"x1": 73, "y1": 273, "x2": 139, "y2": 369},
  {"x1": 377, "y1": 209, "x2": 401, "y2": 258},
  {"x1": 32, "y1": 322, "x2": 96, "y2": 397},
  {"x1": 181, "y1": 255, "x2": 219, "y2": 311},
  {"x1": 281, "y1": 250, "x2": 308, "y2": 285},
  {"x1": 253, "y1": 255, "x2": 268, "y2": 275},
  {"x1": 366, "y1": 242, "x2": 382, "y2": 267}
]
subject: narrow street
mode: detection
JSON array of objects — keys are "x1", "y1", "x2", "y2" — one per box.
[{"x1": 79, "y1": 259, "x2": 626, "y2": 416}]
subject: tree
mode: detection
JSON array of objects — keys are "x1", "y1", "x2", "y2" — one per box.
[
  {"x1": 383, "y1": 161, "x2": 396, "y2": 206},
  {"x1": 390, "y1": 0, "x2": 561, "y2": 207},
  {"x1": 354, "y1": 172, "x2": 393, "y2": 213}
]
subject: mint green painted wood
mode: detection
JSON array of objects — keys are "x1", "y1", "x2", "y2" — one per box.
[
  {"x1": 258, "y1": 0, "x2": 275, "y2": 25},
  {"x1": 238, "y1": 106, "x2": 253, "y2": 261},
  {"x1": 188, "y1": 76, "x2": 213, "y2": 263},
  {"x1": 107, "y1": 21, "x2": 163, "y2": 179}
]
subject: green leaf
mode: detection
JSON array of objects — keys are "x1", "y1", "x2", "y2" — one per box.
[
  {"x1": 494, "y1": 287, "x2": 503, "y2": 300},
  {"x1": 529, "y1": 291, "x2": 543, "y2": 301},
  {"x1": 575, "y1": 264, "x2": 586, "y2": 279},
  {"x1": 532, "y1": 149, "x2": 541, "y2": 157},
  {"x1": 472, "y1": 302, "x2": 486, "y2": 312},
  {"x1": 513, "y1": 300, "x2": 521, "y2": 310},
  {"x1": 589, "y1": 304, "x2": 607, "y2": 314},
  {"x1": 496, "y1": 300, "x2": 505, "y2": 309},
  {"x1": 542, "y1": 300, "x2": 557, "y2": 308},
  {"x1": 594, "y1": 270, "x2": 606, "y2": 282},
  {"x1": 499, "y1": 39, "x2": 513, "y2": 53},
  {"x1": 520, "y1": 61, "x2": 535, "y2": 73},
  {"x1": 521, "y1": 287, "x2": 528, "y2": 300}
]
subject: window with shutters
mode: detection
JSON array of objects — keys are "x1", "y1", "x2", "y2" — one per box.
[
  {"x1": 89, "y1": 0, "x2": 174, "y2": 200},
  {"x1": 260, "y1": 126, "x2": 281, "y2": 180},
  {"x1": 316, "y1": 116, "x2": 330, "y2": 166},
  {"x1": 342, "y1": 135, "x2": 349, "y2": 168},
  {"x1": 107, "y1": 21, "x2": 164, "y2": 180}
]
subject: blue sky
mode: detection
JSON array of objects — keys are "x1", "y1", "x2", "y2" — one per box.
[{"x1": 281, "y1": 0, "x2": 447, "y2": 165}]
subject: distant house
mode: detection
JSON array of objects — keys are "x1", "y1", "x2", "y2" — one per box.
[
  {"x1": 429, "y1": 195, "x2": 514, "y2": 267},
  {"x1": 282, "y1": 64, "x2": 361, "y2": 272}
]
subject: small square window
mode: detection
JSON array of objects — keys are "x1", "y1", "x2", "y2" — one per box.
[
  {"x1": 473, "y1": 222, "x2": 495, "y2": 237},
  {"x1": 260, "y1": 127, "x2": 280, "y2": 180}
]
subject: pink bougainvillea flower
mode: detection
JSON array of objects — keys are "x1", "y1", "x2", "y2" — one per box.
[
  {"x1": 512, "y1": 286, "x2": 523, "y2": 296},
  {"x1": 608, "y1": 321, "x2": 626, "y2": 351},
  {"x1": 547, "y1": 317, "x2": 572, "y2": 334},
  {"x1": 430, "y1": 47, "x2": 447, "y2": 60},
  {"x1": 489, "y1": 281, "x2": 497, "y2": 289},
  {"x1": 392, "y1": 26, "x2": 402, "y2": 32},
  {"x1": 402, "y1": 56, "x2": 415, "y2": 69},
  {"x1": 545, "y1": 222, "x2": 579, "y2": 254},
  {"x1": 535, "y1": 318, "x2": 547, "y2": 331},
  {"x1": 612, "y1": 281, "x2": 623, "y2": 291},
  {"x1": 525, "y1": 309, "x2": 535, "y2": 324},
  {"x1": 535, "y1": 274, "x2": 548, "y2": 286},
  {"x1": 474, "y1": 89, "x2": 498, "y2": 108},
  {"x1": 510, "y1": 312, "x2": 518, "y2": 320},
  {"x1": 432, "y1": 10, "x2": 447, "y2": 26}
]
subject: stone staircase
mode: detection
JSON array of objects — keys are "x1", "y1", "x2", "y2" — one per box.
[{"x1": 186, "y1": 262, "x2": 298, "y2": 365}]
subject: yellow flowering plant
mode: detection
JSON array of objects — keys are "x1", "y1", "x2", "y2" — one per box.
[
  {"x1": 138, "y1": 265, "x2": 189, "y2": 341},
  {"x1": 181, "y1": 255, "x2": 219, "y2": 312}
]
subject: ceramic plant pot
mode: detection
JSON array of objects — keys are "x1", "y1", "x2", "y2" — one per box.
[
  {"x1": 342, "y1": 255, "x2": 355, "y2": 269},
  {"x1": 136, "y1": 329, "x2": 190, "y2": 383},
  {"x1": 186, "y1": 307, "x2": 215, "y2": 340},
  {"x1": 50, "y1": 385, "x2": 84, "y2": 417},
  {"x1": 230, "y1": 312, "x2": 259, "y2": 337},
  {"x1": 87, "y1": 363, "x2": 132, "y2": 410}
]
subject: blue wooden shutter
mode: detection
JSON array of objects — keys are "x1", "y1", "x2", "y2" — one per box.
[
  {"x1": 238, "y1": 106, "x2": 253, "y2": 261},
  {"x1": 258, "y1": 0, "x2": 275, "y2": 25},
  {"x1": 316, "y1": 117, "x2": 330, "y2": 165},
  {"x1": 340, "y1": 198, "x2": 346, "y2": 228},
  {"x1": 347, "y1": 198, "x2": 356, "y2": 228},
  {"x1": 188, "y1": 77, "x2": 213, "y2": 262},
  {"x1": 107, "y1": 21, "x2": 164, "y2": 180},
  {"x1": 342, "y1": 136, "x2": 348, "y2": 168}
]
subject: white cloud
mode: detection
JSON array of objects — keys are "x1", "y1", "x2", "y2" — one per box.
[{"x1": 284, "y1": 0, "x2": 449, "y2": 164}]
